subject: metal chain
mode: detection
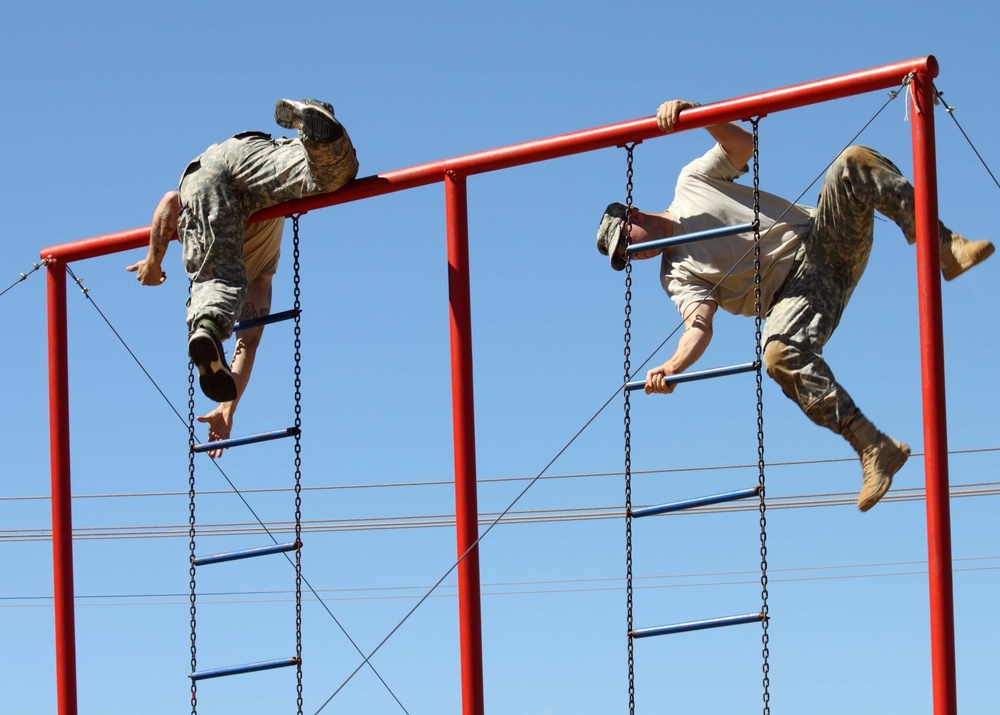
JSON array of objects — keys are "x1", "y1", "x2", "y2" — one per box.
[
  {"x1": 187, "y1": 358, "x2": 198, "y2": 715},
  {"x1": 292, "y1": 215, "x2": 304, "y2": 715},
  {"x1": 623, "y1": 142, "x2": 636, "y2": 715},
  {"x1": 750, "y1": 118, "x2": 771, "y2": 715}
]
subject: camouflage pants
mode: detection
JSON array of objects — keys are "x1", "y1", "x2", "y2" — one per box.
[
  {"x1": 762, "y1": 145, "x2": 950, "y2": 434},
  {"x1": 179, "y1": 129, "x2": 359, "y2": 337}
]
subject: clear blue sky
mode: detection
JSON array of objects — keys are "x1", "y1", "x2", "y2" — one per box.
[{"x1": 2, "y1": 1, "x2": 998, "y2": 713}]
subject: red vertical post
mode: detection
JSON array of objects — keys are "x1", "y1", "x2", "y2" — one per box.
[
  {"x1": 909, "y1": 71, "x2": 958, "y2": 715},
  {"x1": 444, "y1": 170, "x2": 486, "y2": 715},
  {"x1": 46, "y1": 262, "x2": 79, "y2": 715}
]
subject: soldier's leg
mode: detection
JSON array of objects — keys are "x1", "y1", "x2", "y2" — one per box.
[
  {"x1": 274, "y1": 99, "x2": 359, "y2": 193},
  {"x1": 178, "y1": 142, "x2": 249, "y2": 340},
  {"x1": 764, "y1": 260, "x2": 908, "y2": 511},
  {"x1": 177, "y1": 141, "x2": 250, "y2": 402},
  {"x1": 226, "y1": 100, "x2": 360, "y2": 219},
  {"x1": 762, "y1": 263, "x2": 860, "y2": 432},
  {"x1": 821, "y1": 145, "x2": 992, "y2": 280}
]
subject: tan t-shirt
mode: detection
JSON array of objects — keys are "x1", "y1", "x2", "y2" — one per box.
[
  {"x1": 661, "y1": 144, "x2": 812, "y2": 319},
  {"x1": 243, "y1": 217, "x2": 284, "y2": 281}
]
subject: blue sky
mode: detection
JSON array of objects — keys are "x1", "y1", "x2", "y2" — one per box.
[{"x1": 2, "y1": 1, "x2": 998, "y2": 713}]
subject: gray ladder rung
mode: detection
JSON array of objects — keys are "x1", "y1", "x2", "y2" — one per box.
[
  {"x1": 234, "y1": 308, "x2": 300, "y2": 332},
  {"x1": 626, "y1": 222, "x2": 755, "y2": 254},
  {"x1": 190, "y1": 656, "x2": 299, "y2": 681},
  {"x1": 193, "y1": 541, "x2": 301, "y2": 566},
  {"x1": 631, "y1": 612, "x2": 765, "y2": 639},
  {"x1": 632, "y1": 486, "x2": 761, "y2": 519},
  {"x1": 192, "y1": 427, "x2": 300, "y2": 454},
  {"x1": 625, "y1": 361, "x2": 758, "y2": 392}
]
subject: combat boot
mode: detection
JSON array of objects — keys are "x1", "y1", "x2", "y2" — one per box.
[
  {"x1": 940, "y1": 233, "x2": 994, "y2": 281},
  {"x1": 274, "y1": 99, "x2": 344, "y2": 143},
  {"x1": 188, "y1": 318, "x2": 237, "y2": 403},
  {"x1": 842, "y1": 415, "x2": 910, "y2": 512}
]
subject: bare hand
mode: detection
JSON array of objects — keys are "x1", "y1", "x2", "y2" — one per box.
[
  {"x1": 656, "y1": 100, "x2": 699, "y2": 133},
  {"x1": 197, "y1": 406, "x2": 234, "y2": 459},
  {"x1": 125, "y1": 258, "x2": 167, "y2": 285},
  {"x1": 126, "y1": 191, "x2": 179, "y2": 285},
  {"x1": 645, "y1": 363, "x2": 679, "y2": 395}
]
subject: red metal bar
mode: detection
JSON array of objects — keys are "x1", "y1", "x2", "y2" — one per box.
[
  {"x1": 910, "y1": 71, "x2": 958, "y2": 715},
  {"x1": 445, "y1": 171, "x2": 486, "y2": 715},
  {"x1": 47, "y1": 263, "x2": 79, "y2": 715},
  {"x1": 41, "y1": 56, "x2": 938, "y2": 265}
]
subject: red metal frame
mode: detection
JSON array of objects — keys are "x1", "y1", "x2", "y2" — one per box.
[
  {"x1": 40, "y1": 55, "x2": 956, "y2": 715},
  {"x1": 910, "y1": 71, "x2": 958, "y2": 713},
  {"x1": 46, "y1": 266, "x2": 78, "y2": 715}
]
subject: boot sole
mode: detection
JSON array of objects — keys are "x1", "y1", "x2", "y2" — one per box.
[
  {"x1": 189, "y1": 332, "x2": 237, "y2": 403},
  {"x1": 274, "y1": 100, "x2": 343, "y2": 141}
]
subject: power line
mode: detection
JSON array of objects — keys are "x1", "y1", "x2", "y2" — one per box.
[
  {"x1": 4, "y1": 480, "x2": 998, "y2": 543},
  {"x1": 5, "y1": 447, "x2": 999, "y2": 503},
  {"x1": 5, "y1": 556, "x2": 999, "y2": 607}
]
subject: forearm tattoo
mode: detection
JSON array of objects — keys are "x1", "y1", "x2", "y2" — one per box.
[{"x1": 239, "y1": 301, "x2": 259, "y2": 322}]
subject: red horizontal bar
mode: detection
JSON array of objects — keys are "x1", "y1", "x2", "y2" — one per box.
[
  {"x1": 40, "y1": 55, "x2": 936, "y2": 265},
  {"x1": 42, "y1": 226, "x2": 152, "y2": 264}
]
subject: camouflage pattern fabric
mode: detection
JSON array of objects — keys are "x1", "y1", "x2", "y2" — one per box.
[
  {"x1": 763, "y1": 145, "x2": 951, "y2": 434},
  {"x1": 178, "y1": 128, "x2": 359, "y2": 338}
]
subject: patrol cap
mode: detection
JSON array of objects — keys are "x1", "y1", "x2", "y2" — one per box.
[{"x1": 596, "y1": 201, "x2": 635, "y2": 271}]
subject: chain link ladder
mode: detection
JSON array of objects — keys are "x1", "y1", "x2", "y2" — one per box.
[
  {"x1": 622, "y1": 142, "x2": 637, "y2": 715},
  {"x1": 750, "y1": 118, "x2": 771, "y2": 715},
  {"x1": 183, "y1": 221, "x2": 305, "y2": 713},
  {"x1": 187, "y1": 356, "x2": 199, "y2": 714},
  {"x1": 292, "y1": 215, "x2": 305, "y2": 715}
]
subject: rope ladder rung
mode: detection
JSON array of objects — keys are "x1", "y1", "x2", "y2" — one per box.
[
  {"x1": 624, "y1": 361, "x2": 758, "y2": 392},
  {"x1": 233, "y1": 308, "x2": 300, "y2": 332},
  {"x1": 192, "y1": 427, "x2": 300, "y2": 453},
  {"x1": 632, "y1": 485, "x2": 761, "y2": 519},
  {"x1": 193, "y1": 541, "x2": 301, "y2": 566},
  {"x1": 190, "y1": 656, "x2": 300, "y2": 681},
  {"x1": 631, "y1": 612, "x2": 766, "y2": 639},
  {"x1": 626, "y1": 221, "x2": 756, "y2": 254}
]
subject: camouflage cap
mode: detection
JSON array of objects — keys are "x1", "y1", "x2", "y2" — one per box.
[{"x1": 596, "y1": 202, "x2": 634, "y2": 271}]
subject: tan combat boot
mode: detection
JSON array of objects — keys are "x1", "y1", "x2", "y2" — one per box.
[
  {"x1": 842, "y1": 415, "x2": 911, "y2": 512},
  {"x1": 940, "y1": 233, "x2": 994, "y2": 281}
]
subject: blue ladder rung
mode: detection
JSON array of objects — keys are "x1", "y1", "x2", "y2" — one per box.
[
  {"x1": 626, "y1": 222, "x2": 756, "y2": 254},
  {"x1": 193, "y1": 541, "x2": 300, "y2": 566},
  {"x1": 625, "y1": 361, "x2": 758, "y2": 392},
  {"x1": 632, "y1": 486, "x2": 761, "y2": 519},
  {"x1": 233, "y1": 308, "x2": 300, "y2": 332},
  {"x1": 631, "y1": 612, "x2": 765, "y2": 639},
  {"x1": 190, "y1": 656, "x2": 300, "y2": 681},
  {"x1": 192, "y1": 427, "x2": 300, "y2": 454}
]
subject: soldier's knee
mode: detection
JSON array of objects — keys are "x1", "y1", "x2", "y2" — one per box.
[
  {"x1": 831, "y1": 145, "x2": 872, "y2": 172},
  {"x1": 835, "y1": 145, "x2": 899, "y2": 178},
  {"x1": 841, "y1": 145, "x2": 873, "y2": 160},
  {"x1": 763, "y1": 339, "x2": 794, "y2": 383}
]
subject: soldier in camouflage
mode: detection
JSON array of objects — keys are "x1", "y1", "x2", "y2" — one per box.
[
  {"x1": 596, "y1": 99, "x2": 993, "y2": 512},
  {"x1": 128, "y1": 99, "x2": 358, "y2": 454}
]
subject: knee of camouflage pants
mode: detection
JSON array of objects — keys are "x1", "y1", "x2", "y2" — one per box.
[
  {"x1": 763, "y1": 339, "x2": 798, "y2": 399},
  {"x1": 830, "y1": 145, "x2": 904, "y2": 183},
  {"x1": 763, "y1": 338, "x2": 859, "y2": 432}
]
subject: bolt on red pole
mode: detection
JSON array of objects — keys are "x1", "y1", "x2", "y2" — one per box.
[
  {"x1": 47, "y1": 262, "x2": 79, "y2": 715},
  {"x1": 909, "y1": 70, "x2": 958, "y2": 715},
  {"x1": 445, "y1": 170, "x2": 486, "y2": 715}
]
